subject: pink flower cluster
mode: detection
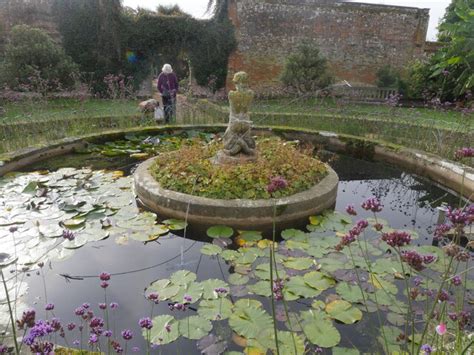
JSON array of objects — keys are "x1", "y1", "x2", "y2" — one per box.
[
  {"x1": 400, "y1": 250, "x2": 435, "y2": 271},
  {"x1": 454, "y1": 147, "x2": 474, "y2": 160},
  {"x1": 335, "y1": 219, "x2": 369, "y2": 251},
  {"x1": 267, "y1": 176, "x2": 288, "y2": 194},
  {"x1": 361, "y1": 197, "x2": 383, "y2": 213},
  {"x1": 381, "y1": 231, "x2": 411, "y2": 248}
]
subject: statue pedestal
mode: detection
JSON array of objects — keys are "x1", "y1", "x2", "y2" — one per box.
[{"x1": 212, "y1": 150, "x2": 258, "y2": 165}]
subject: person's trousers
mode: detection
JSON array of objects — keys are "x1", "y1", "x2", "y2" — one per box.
[{"x1": 163, "y1": 96, "x2": 176, "y2": 123}]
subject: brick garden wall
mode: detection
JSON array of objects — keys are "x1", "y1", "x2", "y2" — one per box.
[{"x1": 227, "y1": 0, "x2": 429, "y2": 94}]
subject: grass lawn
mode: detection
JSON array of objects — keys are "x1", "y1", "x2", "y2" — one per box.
[
  {"x1": 215, "y1": 97, "x2": 472, "y2": 129},
  {"x1": 0, "y1": 98, "x2": 140, "y2": 123}
]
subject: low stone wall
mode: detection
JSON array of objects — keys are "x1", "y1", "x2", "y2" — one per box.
[{"x1": 133, "y1": 157, "x2": 339, "y2": 230}]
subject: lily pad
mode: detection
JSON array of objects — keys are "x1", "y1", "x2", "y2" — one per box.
[
  {"x1": 200, "y1": 279, "x2": 229, "y2": 300},
  {"x1": 178, "y1": 316, "x2": 212, "y2": 339},
  {"x1": 325, "y1": 300, "x2": 363, "y2": 324},
  {"x1": 201, "y1": 244, "x2": 223, "y2": 256},
  {"x1": 172, "y1": 281, "x2": 203, "y2": 304},
  {"x1": 281, "y1": 229, "x2": 307, "y2": 241},
  {"x1": 300, "y1": 310, "x2": 341, "y2": 348},
  {"x1": 229, "y1": 307, "x2": 273, "y2": 340},
  {"x1": 228, "y1": 273, "x2": 249, "y2": 286},
  {"x1": 253, "y1": 263, "x2": 287, "y2": 281},
  {"x1": 147, "y1": 279, "x2": 180, "y2": 301},
  {"x1": 336, "y1": 283, "x2": 364, "y2": 303},
  {"x1": 162, "y1": 219, "x2": 187, "y2": 230},
  {"x1": 170, "y1": 270, "x2": 197, "y2": 285},
  {"x1": 247, "y1": 281, "x2": 272, "y2": 297},
  {"x1": 284, "y1": 276, "x2": 321, "y2": 299},
  {"x1": 198, "y1": 298, "x2": 233, "y2": 321},
  {"x1": 221, "y1": 250, "x2": 240, "y2": 261},
  {"x1": 303, "y1": 271, "x2": 336, "y2": 291},
  {"x1": 207, "y1": 225, "x2": 234, "y2": 239},
  {"x1": 148, "y1": 315, "x2": 179, "y2": 345},
  {"x1": 238, "y1": 230, "x2": 262, "y2": 242},
  {"x1": 283, "y1": 257, "x2": 314, "y2": 270},
  {"x1": 234, "y1": 299, "x2": 263, "y2": 310}
]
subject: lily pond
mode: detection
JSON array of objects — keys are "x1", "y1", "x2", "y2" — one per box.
[{"x1": 0, "y1": 131, "x2": 472, "y2": 354}]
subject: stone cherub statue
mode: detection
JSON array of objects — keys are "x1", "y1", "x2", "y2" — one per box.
[{"x1": 215, "y1": 71, "x2": 257, "y2": 164}]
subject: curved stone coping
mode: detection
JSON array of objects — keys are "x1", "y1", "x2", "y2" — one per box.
[
  {"x1": 0, "y1": 125, "x2": 472, "y2": 200},
  {"x1": 134, "y1": 157, "x2": 339, "y2": 229}
]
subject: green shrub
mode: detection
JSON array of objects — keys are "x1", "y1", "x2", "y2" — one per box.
[
  {"x1": 281, "y1": 42, "x2": 334, "y2": 93},
  {"x1": 0, "y1": 25, "x2": 78, "y2": 93},
  {"x1": 151, "y1": 137, "x2": 328, "y2": 200},
  {"x1": 407, "y1": 0, "x2": 474, "y2": 102}
]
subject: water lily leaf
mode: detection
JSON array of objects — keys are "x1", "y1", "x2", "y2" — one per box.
[
  {"x1": 247, "y1": 281, "x2": 271, "y2": 297},
  {"x1": 172, "y1": 281, "x2": 203, "y2": 304},
  {"x1": 148, "y1": 315, "x2": 179, "y2": 345},
  {"x1": 253, "y1": 263, "x2": 287, "y2": 281},
  {"x1": 234, "y1": 299, "x2": 262, "y2": 310},
  {"x1": 221, "y1": 250, "x2": 239, "y2": 261},
  {"x1": 207, "y1": 225, "x2": 234, "y2": 239},
  {"x1": 369, "y1": 274, "x2": 398, "y2": 295},
  {"x1": 303, "y1": 271, "x2": 336, "y2": 291},
  {"x1": 61, "y1": 218, "x2": 86, "y2": 228},
  {"x1": 128, "y1": 224, "x2": 169, "y2": 242},
  {"x1": 201, "y1": 244, "x2": 223, "y2": 256},
  {"x1": 200, "y1": 279, "x2": 229, "y2": 300},
  {"x1": 198, "y1": 298, "x2": 233, "y2": 321},
  {"x1": 284, "y1": 276, "x2": 321, "y2": 298},
  {"x1": 229, "y1": 307, "x2": 273, "y2": 339},
  {"x1": 197, "y1": 334, "x2": 228, "y2": 355},
  {"x1": 238, "y1": 230, "x2": 262, "y2": 242},
  {"x1": 249, "y1": 329, "x2": 305, "y2": 355},
  {"x1": 325, "y1": 300, "x2": 362, "y2": 324},
  {"x1": 285, "y1": 239, "x2": 310, "y2": 251},
  {"x1": 148, "y1": 279, "x2": 180, "y2": 301},
  {"x1": 281, "y1": 229, "x2": 307, "y2": 241},
  {"x1": 228, "y1": 273, "x2": 249, "y2": 286},
  {"x1": 283, "y1": 257, "x2": 314, "y2": 270},
  {"x1": 62, "y1": 234, "x2": 88, "y2": 249},
  {"x1": 300, "y1": 310, "x2": 341, "y2": 348},
  {"x1": 371, "y1": 258, "x2": 402, "y2": 275},
  {"x1": 178, "y1": 315, "x2": 212, "y2": 339},
  {"x1": 335, "y1": 283, "x2": 364, "y2": 303},
  {"x1": 170, "y1": 270, "x2": 197, "y2": 285},
  {"x1": 162, "y1": 219, "x2": 187, "y2": 230},
  {"x1": 387, "y1": 312, "x2": 406, "y2": 326},
  {"x1": 318, "y1": 257, "x2": 347, "y2": 273}
]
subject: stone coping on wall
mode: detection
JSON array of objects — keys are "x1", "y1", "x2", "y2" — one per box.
[
  {"x1": 133, "y1": 157, "x2": 339, "y2": 230},
  {"x1": 0, "y1": 125, "x2": 472, "y2": 200}
]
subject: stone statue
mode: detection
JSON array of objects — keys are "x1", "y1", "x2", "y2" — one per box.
[{"x1": 215, "y1": 71, "x2": 257, "y2": 164}]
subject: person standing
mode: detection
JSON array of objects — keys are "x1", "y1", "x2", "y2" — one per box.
[{"x1": 157, "y1": 64, "x2": 179, "y2": 123}]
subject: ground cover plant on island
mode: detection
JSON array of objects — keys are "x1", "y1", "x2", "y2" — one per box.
[
  {"x1": 0, "y1": 135, "x2": 472, "y2": 354},
  {"x1": 150, "y1": 137, "x2": 328, "y2": 199}
]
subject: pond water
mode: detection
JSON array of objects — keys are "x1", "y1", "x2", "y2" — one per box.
[{"x1": 1, "y1": 134, "x2": 472, "y2": 354}]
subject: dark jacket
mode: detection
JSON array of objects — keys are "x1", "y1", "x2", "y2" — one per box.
[{"x1": 157, "y1": 72, "x2": 178, "y2": 97}]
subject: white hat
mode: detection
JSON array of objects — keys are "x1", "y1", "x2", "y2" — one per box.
[{"x1": 162, "y1": 64, "x2": 173, "y2": 74}]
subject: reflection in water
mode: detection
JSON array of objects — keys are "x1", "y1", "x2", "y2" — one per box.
[{"x1": 5, "y1": 151, "x2": 467, "y2": 353}]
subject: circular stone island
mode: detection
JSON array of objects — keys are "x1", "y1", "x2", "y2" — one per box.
[{"x1": 133, "y1": 143, "x2": 339, "y2": 230}]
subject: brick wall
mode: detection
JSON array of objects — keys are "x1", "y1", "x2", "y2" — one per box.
[{"x1": 227, "y1": 0, "x2": 429, "y2": 94}]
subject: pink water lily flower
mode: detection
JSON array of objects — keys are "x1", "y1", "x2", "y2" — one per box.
[{"x1": 435, "y1": 323, "x2": 447, "y2": 335}]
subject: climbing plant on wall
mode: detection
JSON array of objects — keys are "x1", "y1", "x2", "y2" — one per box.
[{"x1": 53, "y1": 0, "x2": 235, "y2": 94}]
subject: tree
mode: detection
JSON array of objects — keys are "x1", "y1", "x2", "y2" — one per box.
[
  {"x1": 206, "y1": 0, "x2": 229, "y2": 21},
  {"x1": 0, "y1": 25, "x2": 78, "y2": 93},
  {"x1": 280, "y1": 42, "x2": 334, "y2": 93},
  {"x1": 52, "y1": 0, "x2": 125, "y2": 94},
  {"x1": 432, "y1": 0, "x2": 473, "y2": 99},
  {"x1": 157, "y1": 5, "x2": 190, "y2": 17},
  {"x1": 408, "y1": 0, "x2": 473, "y2": 101}
]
